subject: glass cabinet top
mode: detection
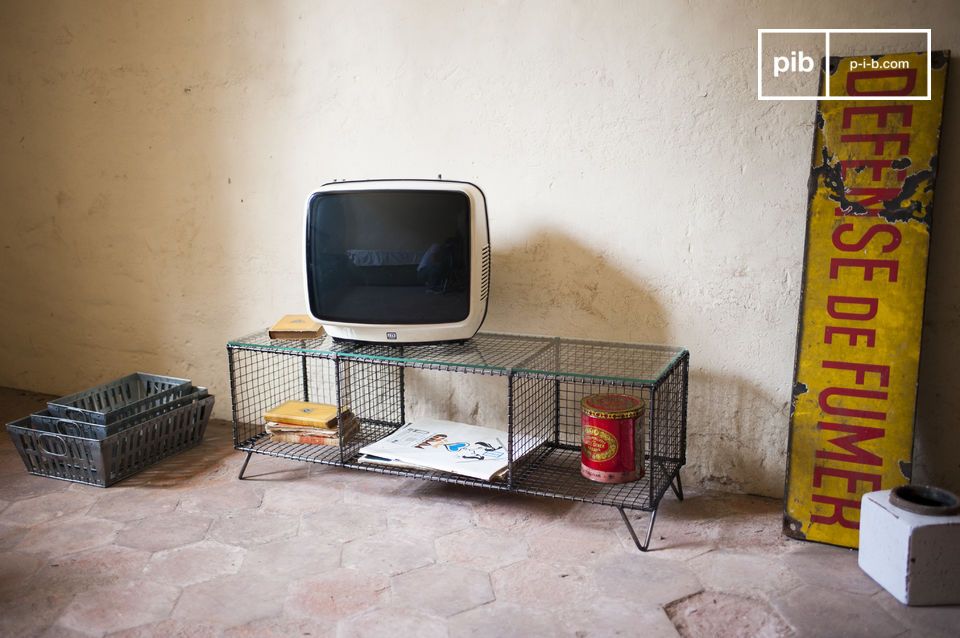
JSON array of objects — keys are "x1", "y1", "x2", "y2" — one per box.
[{"x1": 228, "y1": 330, "x2": 687, "y2": 384}]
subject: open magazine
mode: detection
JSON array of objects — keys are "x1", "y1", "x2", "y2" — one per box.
[{"x1": 358, "y1": 418, "x2": 525, "y2": 481}]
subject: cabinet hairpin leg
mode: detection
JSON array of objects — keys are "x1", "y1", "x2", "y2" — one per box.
[
  {"x1": 671, "y1": 473, "x2": 684, "y2": 501},
  {"x1": 237, "y1": 451, "x2": 253, "y2": 480},
  {"x1": 619, "y1": 506, "x2": 658, "y2": 552}
]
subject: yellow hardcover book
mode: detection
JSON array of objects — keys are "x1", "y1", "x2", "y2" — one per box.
[
  {"x1": 263, "y1": 401, "x2": 349, "y2": 428},
  {"x1": 268, "y1": 315, "x2": 324, "y2": 339},
  {"x1": 266, "y1": 414, "x2": 359, "y2": 436}
]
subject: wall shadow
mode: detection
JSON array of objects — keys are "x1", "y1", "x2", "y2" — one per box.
[
  {"x1": 687, "y1": 369, "x2": 787, "y2": 497},
  {"x1": 913, "y1": 53, "x2": 960, "y2": 493},
  {"x1": 406, "y1": 227, "x2": 676, "y2": 432},
  {"x1": 485, "y1": 229, "x2": 668, "y2": 343}
]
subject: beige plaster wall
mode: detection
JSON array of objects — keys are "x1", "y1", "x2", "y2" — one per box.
[{"x1": 1, "y1": 1, "x2": 958, "y2": 497}]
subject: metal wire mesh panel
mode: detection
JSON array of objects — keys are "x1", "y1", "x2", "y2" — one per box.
[
  {"x1": 518, "y1": 339, "x2": 683, "y2": 384},
  {"x1": 339, "y1": 455, "x2": 516, "y2": 491},
  {"x1": 341, "y1": 369, "x2": 512, "y2": 486},
  {"x1": 513, "y1": 448, "x2": 660, "y2": 510},
  {"x1": 395, "y1": 333, "x2": 552, "y2": 374},
  {"x1": 306, "y1": 357, "x2": 339, "y2": 406},
  {"x1": 648, "y1": 353, "x2": 689, "y2": 494},
  {"x1": 510, "y1": 373, "x2": 662, "y2": 510},
  {"x1": 336, "y1": 358, "x2": 404, "y2": 462},
  {"x1": 508, "y1": 375, "x2": 556, "y2": 485},
  {"x1": 556, "y1": 380, "x2": 650, "y2": 449},
  {"x1": 507, "y1": 350, "x2": 687, "y2": 511},
  {"x1": 229, "y1": 330, "x2": 554, "y2": 376},
  {"x1": 228, "y1": 347, "x2": 337, "y2": 447},
  {"x1": 228, "y1": 331, "x2": 358, "y2": 355},
  {"x1": 228, "y1": 332, "x2": 688, "y2": 514}
]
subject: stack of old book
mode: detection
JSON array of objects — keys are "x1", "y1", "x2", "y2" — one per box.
[{"x1": 263, "y1": 401, "x2": 358, "y2": 446}]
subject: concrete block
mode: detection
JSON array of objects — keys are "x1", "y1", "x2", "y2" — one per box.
[{"x1": 858, "y1": 488, "x2": 960, "y2": 606}]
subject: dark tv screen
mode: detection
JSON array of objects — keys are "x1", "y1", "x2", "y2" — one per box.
[{"x1": 306, "y1": 189, "x2": 472, "y2": 325}]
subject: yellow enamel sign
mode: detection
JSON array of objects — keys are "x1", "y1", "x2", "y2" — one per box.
[{"x1": 784, "y1": 51, "x2": 949, "y2": 548}]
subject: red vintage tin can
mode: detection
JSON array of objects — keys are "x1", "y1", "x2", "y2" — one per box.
[{"x1": 580, "y1": 393, "x2": 645, "y2": 484}]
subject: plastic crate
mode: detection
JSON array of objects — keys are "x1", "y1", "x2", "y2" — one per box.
[
  {"x1": 47, "y1": 373, "x2": 191, "y2": 424},
  {"x1": 6, "y1": 395, "x2": 214, "y2": 487}
]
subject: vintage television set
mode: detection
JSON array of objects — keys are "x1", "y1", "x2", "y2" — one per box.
[{"x1": 304, "y1": 179, "x2": 490, "y2": 344}]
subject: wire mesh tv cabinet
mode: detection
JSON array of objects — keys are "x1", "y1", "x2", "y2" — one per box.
[{"x1": 227, "y1": 330, "x2": 689, "y2": 551}]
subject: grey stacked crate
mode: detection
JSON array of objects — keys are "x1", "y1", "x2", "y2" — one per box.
[
  {"x1": 47, "y1": 372, "x2": 191, "y2": 424},
  {"x1": 6, "y1": 374, "x2": 214, "y2": 487},
  {"x1": 31, "y1": 387, "x2": 210, "y2": 439}
]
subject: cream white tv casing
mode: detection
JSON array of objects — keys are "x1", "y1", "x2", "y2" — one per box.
[{"x1": 303, "y1": 179, "x2": 490, "y2": 344}]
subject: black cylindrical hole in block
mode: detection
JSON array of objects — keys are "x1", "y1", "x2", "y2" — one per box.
[{"x1": 889, "y1": 485, "x2": 960, "y2": 516}]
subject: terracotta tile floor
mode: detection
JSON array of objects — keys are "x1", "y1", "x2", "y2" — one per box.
[{"x1": 1, "y1": 387, "x2": 958, "y2": 637}]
